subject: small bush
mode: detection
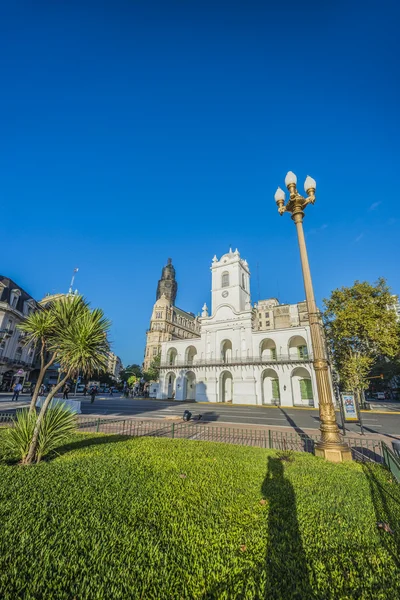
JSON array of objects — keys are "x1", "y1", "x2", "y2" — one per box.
[
  {"x1": 4, "y1": 405, "x2": 76, "y2": 463},
  {"x1": 36, "y1": 404, "x2": 76, "y2": 462},
  {"x1": 3, "y1": 409, "x2": 36, "y2": 462}
]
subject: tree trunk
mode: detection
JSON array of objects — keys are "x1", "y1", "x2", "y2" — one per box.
[
  {"x1": 28, "y1": 342, "x2": 56, "y2": 414},
  {"x1": 23, "y1": 370, "x2": 71, "y2": 465}
]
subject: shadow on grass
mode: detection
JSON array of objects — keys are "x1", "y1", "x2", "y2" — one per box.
[
  {"x1": 205, "y1": 456, "x2": 314, "y2": 598},
  {"x1": 260, "y1": 456, "x2": 314, "y2": 598},
  {"x1": 46, "y1": 434, "x2": 131, "y2": 461},
  {"x1": 362, "y1": 463, "x2": 400, "y2": 568}
]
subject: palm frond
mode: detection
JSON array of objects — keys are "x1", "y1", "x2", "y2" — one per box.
[
  {"x1": 52, "y1": 304, "x2": 111, "y2": 376},
  {"x1": 36, "y1": 404, "x2": 76, "y2": 462},
  {"x1": 17, "y1": 309, "x2": 56, "y2": 347},
  {"x1": 4, "y1": 410, "x2": 37, "y2": 460}
]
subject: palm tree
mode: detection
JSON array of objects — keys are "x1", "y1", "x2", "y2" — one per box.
[
  {"x1": 23, "y1": 297, "x2": 110, "y2": 465},
  {"x1": 18, "y1": 296, "x2": 87, "y2": 413}
]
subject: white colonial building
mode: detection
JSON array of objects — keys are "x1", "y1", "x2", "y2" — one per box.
[{"x1": 157, "y1": 249, "x2": 323, "y2": 407}]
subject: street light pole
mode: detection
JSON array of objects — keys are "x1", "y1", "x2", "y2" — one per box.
[{"x1": 274, "y1": 172, "x2": 352, "y2": 462}]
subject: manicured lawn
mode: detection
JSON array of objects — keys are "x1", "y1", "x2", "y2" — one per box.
[{"x1": 0, "y1": 432, "x2": 399, "y2": 599}]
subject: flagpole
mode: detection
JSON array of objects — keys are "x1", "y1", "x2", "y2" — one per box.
[{"x1": 69, "y1": 268, "x2": 79, "y2": 294}]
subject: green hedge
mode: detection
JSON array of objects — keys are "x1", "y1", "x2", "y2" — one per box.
[{"x1": 0, "y1": 432, "x2": 399, "y2": 599}]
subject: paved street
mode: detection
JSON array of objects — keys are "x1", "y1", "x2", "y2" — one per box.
[{"x1": 1, "y1": 394, "x2": 399, "y2": 438}]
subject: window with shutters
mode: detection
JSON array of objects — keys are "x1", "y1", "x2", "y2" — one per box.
[
  {"x1": 271, "y1": 379, "x2": 280, "y2": 399},
  {"x1": 221, "y1": 272, "x2": 229, "y2": 287},
  {"x1": 271, "y1": 348, "x2": 277, "y2": 360},
  {"x1": 300, "y1": 379, "x2": 313, "y2": 399},
  {"x1": 298, "y1": 345, "x2": 308, "y2": 359}
]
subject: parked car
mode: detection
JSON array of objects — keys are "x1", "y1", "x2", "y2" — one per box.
[{"x1": 76, "y1": 384, "x2": 85, "y2": 393}]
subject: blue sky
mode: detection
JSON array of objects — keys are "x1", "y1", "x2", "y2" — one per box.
[{"x1": 1, "y1": 1, "x2": 399, "y2": 365}]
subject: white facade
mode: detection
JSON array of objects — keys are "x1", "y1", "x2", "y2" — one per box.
[{"x1": 157, "y1": 250, "x2": 323, "y2": 407}]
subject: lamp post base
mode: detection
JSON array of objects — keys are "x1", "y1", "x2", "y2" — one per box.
[{"x1": 315, "y1": 442, "x2": 353, "y2": 463}]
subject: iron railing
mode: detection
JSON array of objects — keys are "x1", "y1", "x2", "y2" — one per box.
[
  {"x1": 160, "y1": 354, "x2": 313, "y2": 369},
  {"x1": 0, "y1": 356, "x2": 31, "y2": 367},
  {"x1": 382, "y1": 442, "x2": 400, "y2": 482},
  {"x1": 0, "y1": 411, "x2": 385, "y2": 463}
]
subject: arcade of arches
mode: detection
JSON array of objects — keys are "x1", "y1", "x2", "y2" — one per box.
[{"x1": 162, "y1": 365, "x2": 315, "y2": 406}]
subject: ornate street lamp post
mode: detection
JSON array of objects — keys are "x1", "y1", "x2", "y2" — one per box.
[{"x1": 274, "y1": 172, "x2": 352, "y2": 462}]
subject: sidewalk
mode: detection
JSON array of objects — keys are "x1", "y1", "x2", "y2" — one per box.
[{"x1": 77, "y1": 412, "x2": 398, "y2": 443}]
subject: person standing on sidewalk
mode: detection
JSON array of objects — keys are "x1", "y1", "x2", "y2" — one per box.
[
  {"x1": 11, "y1": 382, "x2": 22, "y2": 402},
  {"x1": 83, "y1": 385, "x2": 88, "y2": 397},
  {"x1": 63, "y1": 384, "x2": 70, "y2": 400},
  {"x1": 90, "y1": 386, "x2": 98, "y2": 404}
]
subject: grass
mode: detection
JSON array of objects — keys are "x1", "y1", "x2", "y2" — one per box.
[{"x1": 0, "y1": 432, "x2": 399, "y2": 599}]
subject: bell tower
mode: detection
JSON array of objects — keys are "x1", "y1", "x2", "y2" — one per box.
[
  {"x1": 211, "y1": 249, "x2": 251, "y2": 315},
  {"x1": 156, "y1": 258, "x2": 177, "y2": 306}
]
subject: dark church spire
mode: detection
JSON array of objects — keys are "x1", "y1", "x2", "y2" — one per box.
[{"x1": 156, "y1": 258, "x2": 177, "y2": 305}]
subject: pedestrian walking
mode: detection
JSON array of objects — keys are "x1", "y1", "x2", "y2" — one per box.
[
  {"x1": 11, "y1": 382, "x2": 23, "y2": 402},
  {"x1": 109, "y1": 387, "x2": 113, "y2": 397},
  {"x1": 63, "y1": 383, "x2": 70, "y2": 400},
  {"x1": 83, "y1": 385, "x2": 88, "y2": 397},
  {"x1": 90, "y1": 386, "x2": 97, "y2": 404}
]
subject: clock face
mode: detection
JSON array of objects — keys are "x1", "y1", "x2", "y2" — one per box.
[{"x1": 222, "y1": 290, "x2": 229, "y2": 298}]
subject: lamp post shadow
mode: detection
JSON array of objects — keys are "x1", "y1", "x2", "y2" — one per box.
[{"x1": 261, "y1": 456, "x2": 314, "y2": 599}]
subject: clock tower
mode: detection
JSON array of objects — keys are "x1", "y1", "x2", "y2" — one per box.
[
  {"x1": 156, "y1": 258, "x2": 177, "y2": 306},
  {"x1": 211, "y1": 249, "x2": 251, "y2": 315}
]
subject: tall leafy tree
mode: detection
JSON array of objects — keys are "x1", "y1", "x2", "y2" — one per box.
[
  {"x1": 22, "y1": 296, "x2": 110, "y2": 465},
  {"x1": 143, "y1": 354, "x2": 160, "y2": 382},
  {"x1": 323, "y1": 279, "x2": 399, "y2": 394},
  {"x1": 119, "y1": 364, "x2": 142, "y2": 382}
]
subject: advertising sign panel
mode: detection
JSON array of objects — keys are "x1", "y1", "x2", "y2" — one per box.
[{"x1": 341, "y1": 393, "x2": 359, "y2": 422}]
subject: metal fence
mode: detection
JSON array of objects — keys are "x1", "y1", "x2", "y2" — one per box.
[
  {"x1": 382, "y1": 442, "x2": 400, "y2": 482},
  {"x1": 0, "y1": 412, "x2": 385, "y2": 464}
]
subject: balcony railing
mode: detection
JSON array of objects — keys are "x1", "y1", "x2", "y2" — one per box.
[
  {"x1": 160, "y1": 354, "x2": 313, "y2": 369},
  {"x1": 0, "y1": 356, "x2": 31, "y2": 368},
  {"x1": 0, "y1": 329, "x2": 13, "y2": 338}
]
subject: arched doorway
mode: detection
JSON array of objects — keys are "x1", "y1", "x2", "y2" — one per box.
[
  {"x1": 221, "y1": 340, "x2": 232, "y2": 363},
  {"x1": 260, "y1": 339, "x2": 277, "y2": 361},
  {"x1": 291, "y1": 367, "x2": 314, "y2": 407},
  {"x1": 184, "y1": 371, "x2": 196, "y2": 400},
  {"x1": 167, "y1": 372, "x2": 176, "y2": 398},
  {"x1": 220, "y1": 371, "x2": 233, "y2": 403},
  {"x1": 167, "y1": 348, "x2": 178, "y2": 366},
  {"x1": 288, "y1": 336, "x2": 309, "y2": 360},
  {"x1": 185, "y1": 346, "x2": 197, "y2": 365},
  {"x1": 261, "y1": 369, "x2": 280, "y2": 405}
]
